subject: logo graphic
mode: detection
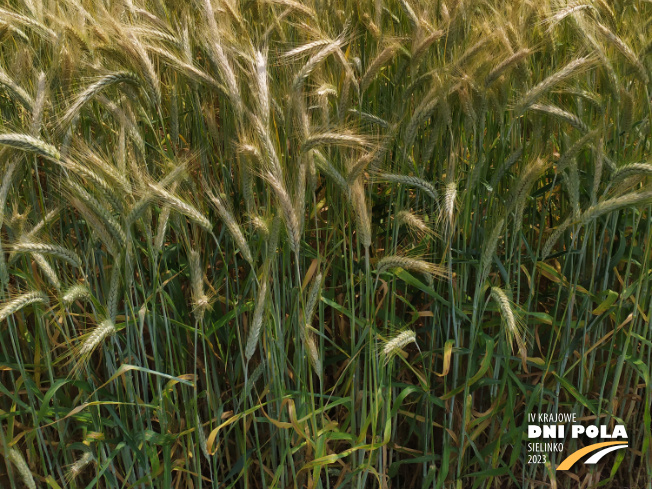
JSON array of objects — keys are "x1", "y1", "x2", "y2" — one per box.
[
  {"x1": 556, "y1": 441, "x2": 628, "y2": 471},
  {"x1": 527, "y1": 412, "x2": 628, "y2": 472}
]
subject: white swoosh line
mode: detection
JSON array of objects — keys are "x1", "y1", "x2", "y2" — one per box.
[{"x1": 584, "y1": 444, "x2": 628, "y2": 464}]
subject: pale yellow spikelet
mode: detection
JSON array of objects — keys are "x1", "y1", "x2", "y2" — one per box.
[
  {"x1": 253, "y1": 49, "x2": 270, "y2": 127},
  {"x1": 479, "y1": 217, "x2": 505, "y2": 284},
  {"x1": 305, "y1": 333, "x2": 322, "y2": 378},
  {"x1": 579, "y1": 189, "x2": 652, "y2": 225},
  {"x1": 206, "y1": 190, "x2": 254, "y2": 265},
  {"x1": 441, "y1": 181, "x2": 458, "y2": 232},
  {"x1": 13, "y1": 240, "x2": 82, "y2": 268},
  {"x1": 63, "y1": 284, "x2": 91, "y2": 306},
  {"x1": 529, "y1": 104, "x2": 588, "y2": 133},
  {"x1": 33, "y1": 253, "x2": 61, "y2": 290},
  {"x1": 292, "y1": 40, "x2": 343, "y2": 93},
  {"x1": 147, "y1": 183, "x2": 212, "y2": 232},
  {"x1": 245, "y1": 271, "x2": 269, "y2": 362},
  {"x1": 594, "y1": 22, "x2": 649, "y2": 84},
  {"x1": 377, "y1": 173, "x2": 438, "y2": 201},
  {"x1": 490, "y1": 287, "x2": 528, "y2": 370},
  {"x1": 360, "y1": 43, "x2": 399, "y2": 93},
  {"x1": 381, "y1": 329, "x2": 416, "y2": 365},
  {"x1": 485, "y1": 48, "x2": 531, "y2": 87},
  {"x1": 377, "y1": 255, "x2": 448, "y2": 279},
  {"x1": 264, "y1": 173, "x2": 301, "y2": 254},
  {"x1": 0, "y1": 290, "x2": 48, "y2": 322},
  {"x1": 61, "y1": 72, "x2": 141, "y2": 127},
  {"x1": 188, "y1": 249, "x2": 211, "y2": 320},
  {"x1": 396, "y1": 210, "x2": 437, "y2": 238},
  {"x1": 515, "y1": 56, "x2": 594, "y2": 114},
  {"x1": 351, "y1": 180, "x2": 371, "y2": 249},
  {"x1": 66, "y1": 451, "x2": 94, "y2": 482},
  {"x1": 0, "y1": 133, "x2": 60, "y2": 160},
  {"x1": 76, "y1": 319, "x2": 116, "y2": 364},
  {"x1": 7, "y1": 448, "x2": 36, "y2": 489}
]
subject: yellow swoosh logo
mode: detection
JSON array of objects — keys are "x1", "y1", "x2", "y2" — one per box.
[{"x1": 557, "y1": 441, "x2": 628, "y2": 471}]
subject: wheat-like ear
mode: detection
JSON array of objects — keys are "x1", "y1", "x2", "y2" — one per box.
[
  {"x1": 72, "y1": 319, "x2": 116, "y2": 375},
  {"x1": 305, "y1": 333, "x2": 322, "y2": 378},
  {"x1": 578, "y1": 28, "x2": 620, "y2": 100},
  {"x1": 376, "y1": 255, "x2": 448, "y2": 279},
  {"x1": 0, "y1": 157, "x2": 18, "y2": 283},
  {"x1": 0, "y1": 66, "x2": 34, "y2": 110},
  {"x1": 62, "y1": 284, "x2": 91, "y2": 306},
  {"x1": 544, "y1": 4, "x2": 595, "y2": 29},
  {"x1": 440, "y1": 181, "x2": 458, "y2": 234},
  {"x1": 396, "y1": 210, "x2": 437, "y2": 238},
  {"x1": 301, "y1": 271, "x2": 324, "y2": 376},
  {"x1": 65, "y1": 451, "x2": 94, "y2": 483},
  {"x1": 528, "y1": 103, "x2": 588, "y2": 133},
  {"x1": 376, "y1": 173, "x2": 438, "y2": 201},
  {"x1": 594, "y1": 22, "x2": 649, "y2": 84},
  {"x1": 147, "y1": 45, "x2": 223, "y2": 91},
  {"x1": 127, "y1": 164, "x2": 189, "y2": 225},
  {"x1": 457, "y1": 85, "x2": 477, "y2": 131},
  {"x1": 12, "y1": 241, "x2": 82, "y2": 268},
  {"x1": 489, "y1": 148, "x2": 523, "y2": 190},
  {"x1": 23, "y1": 206, "x2": 60, "y2": 240},
  {"x1": 490, "y1": 286, "x2": 528, "y2": 371},
  {"x1": 412, "y1": 29, "x2": 445, "y2": 63},
  {"x1": 303, "y1": 131, "x2": 372, "y2": 152},
  {"x1": 380, "y1": 329, "x2": 416, "y2": 365},
  {"x1": 263, "y1": 0, "x2": 315, "y2": 17},
  {"x1": 126, "y1": 30, "x2": 161, "y2": 106},
  {"x1": 0, "y1": 240, "x2": 9, "y2": 286},
  {"x1": 611, "y1": 163, "x2": 652, "y2": 183},
  {"x1": 397, "y1": 0, "x2": 419, "y2": 29},
  {"x1": 188, "y1": 249, "x2": 210, "y2": 321},
  {"x1": 360, "y1": 43, "x2": 399, "y2": 93},
  {"x1": 206, "y1": 190, "x2": 254, "y2": 265},
  {"x1": 253, "y1": 49, "x2": 270, "y2": 127},
  {"x1": 479, "y1": 217, "x2": 505, "y2": 285},
  {"x1": 506, "y1": 158, "x2": 549, "y2": 223},
  {"x1": 129, "y1": 26, "x2": 180, "y2": 46},
  {"x1": 206, "y1": 41, "x2": 243, "y2": 116},
  {"x1": 0, "y1": 290, "x2": 49, "y2": 322},
  {"x1": 60, "y1": 72, "x2": 141, "y2": 127},
  {"x1": 562, "y1": 160, "x2": 581, "y2": 218},
  {"x1": 263, "y1": 172, "x2": 301, "y2": 254},
  {"x1": 244, "y1": 267, "x2": 269, "y2": 362},
  {"x1": 154, "y1": 182, "x2": 177, "y2": 253},
  {"x1": 555, "y1": 129, "x2": 601, "y2": 173},
  {"x1": 292, "y1": 39, "x2": 343, "y2": 93},
  {"x1": 69, "y1": 196, "x2": 120, "y2": 257},
  {"x1": 313, "y1": 150, "x2": 350, "y2": 195},
  {"x1": 71, "y1": 146, "x2": 132, "y2": 195},
  {"x1": 147, "y1": 183, "x2": 212, "y2": 231},
  {"x1": 404, "y1": 92, "x2": 440, "y2": 152},
  {"x1": 541, "y1": 215, "x2": 573, "y2": 260},
  {"x1": 0, "y1": 7, "x2": 56, "y2": 40},
  {"x1": 31, "y1": 71, "x2": 47, "y2": 134},
  {"x1": 579, "y1": 189, "x2": 652, "y2": 226},
  {"x1": 6, "y1": 448, "x2": 36, "y2": 489},
  {"x1": 282, "y1": 39, "x2": 334, "y2": 60},
  {"x1": 252, "y1": 116, "x2": 283, "y2": 179},
  {"x1": 304, "y1": 272, "x2": 322, "y2": 323},
  {"x1": 485, "y1": 48, "x2": 531, "y2": 87},
  {"x1": 515, "y1": 56, "x2": 594, "y2": 114},
  {"x1": 0, "y1": 133, "x2": 60, "y2": 160},
  {"x1": 351, "y1": 180, "x2": 371, "y2": 249},
  {"x1": 33, "y1": 253, "x2": 61, "y2": 290}
]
